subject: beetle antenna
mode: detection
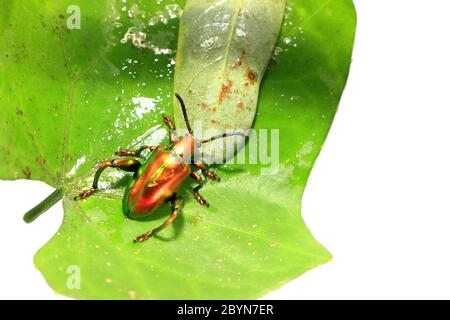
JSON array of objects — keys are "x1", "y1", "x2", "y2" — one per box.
[
  {"x1": 201, "y1": 132, "x2": 247, "y2": 144},
  {"x1": 175, "y1": 93, "x2": 193, "y2": 134}
]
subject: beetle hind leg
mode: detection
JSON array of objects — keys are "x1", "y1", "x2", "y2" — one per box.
[
  {"x1": 134, "y1": 195, "x2": 184, "y2": 243},
  {"x1": 74, "y1": 158, "x2": 141, "y2": 200}
]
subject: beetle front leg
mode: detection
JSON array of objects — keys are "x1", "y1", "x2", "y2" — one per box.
[
  {"x1": 116, "y1": 145, "x2": 166, "y2": 157},
  {"x1": 134, "y1": 195, "x2": 184, "y2": 243},
  {"x1": 74, "y1": 158, "x2": 141, "y2": 200},
  {"x1": 163, "y1": 115, "x2": 177, "y2": 143},
  {"x1": 193, "y1": 161, "x2": 220, "y2": 181},
  {"x1": 190, "y1": 171, "x2": 209, "y2": 207}
]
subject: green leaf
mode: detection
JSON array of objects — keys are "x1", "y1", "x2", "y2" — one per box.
[
  {"x1": 0, "y1": 0, "x2": 356, "y2": 299},
  {"x1": 174, "y1": 0, "x2": 286, "y2": 160}
]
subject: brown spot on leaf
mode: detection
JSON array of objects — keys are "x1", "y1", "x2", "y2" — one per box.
[
  {"x1": 16, "y1": 108, "x2": 23, "y2": 116},
  {"x1": 230, "y1": 50, "x2": 246, "y2": 69},
  {"x1": 237, "y1": 101, "x2": 245, "y2": 112},
  {"x1": 247, "y1": 69, "x2": 257, "y2": 83},
  {"x1": 231, "y1": 57, "x2": 242, "y2": 69},
  {"x1": 23, "y1": 167, "x2": 31, "y2": 179},
  {"x1": 211, "y1": 119, "x2": 219, "y2": 125},
  {"x1": 212, "y1": 107, "x2": 217, "y2": 112},
  {"x1": 65, "y1": 154, "x2": 73, "y2": 161},
  {"x1": 219, "y1": 80, "x2": 233, "y2": 104},
  {"x1": 201, "y1": 101, "x2": 208, "y2": 109},
  {"x1": 58, "y1": 13, "x2": 65, "y2": 19},
  {"x1": 36, "y1": 157, "x2": 46, "y2": 165}
]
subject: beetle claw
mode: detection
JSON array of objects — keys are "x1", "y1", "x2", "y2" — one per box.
[
  {"x1": 134, "y1": 231, "x2": 154, "y2": 243},
  {"x1": 194, "y1": 192, "x2": 209, "y2": 207},
  {"x1": 74, "y1": 188, "x2": 96, "y2": 201}
]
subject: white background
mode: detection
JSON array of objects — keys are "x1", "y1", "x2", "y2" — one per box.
[{"x1": 1, "y1": 0, "x2": 450, "y2": 299}]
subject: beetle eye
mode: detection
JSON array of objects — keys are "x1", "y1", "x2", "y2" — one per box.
[{"x1": 179, "y1": 152, "x2": 184, "y2": 157}]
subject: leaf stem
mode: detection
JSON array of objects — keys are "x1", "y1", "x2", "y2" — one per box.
[{"x1": 23, "y1": 188, "x2": 64, "y2": 223}]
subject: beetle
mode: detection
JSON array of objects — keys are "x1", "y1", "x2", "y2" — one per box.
[{"x1": 74, "y1": 93, "x2": 246, "y2": 243}]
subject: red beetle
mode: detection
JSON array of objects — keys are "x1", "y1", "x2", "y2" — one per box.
[{"x1": 75, "y1": 94, "x2": 246, "y2": 242}]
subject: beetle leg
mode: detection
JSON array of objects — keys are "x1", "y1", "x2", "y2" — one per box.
[
  {"x1": 192, "y1": 162, "x2": 220, "y2": 181},
  {"x1": 116, "y1": 145, "x2": 166, "y2": 157},
  {"x1": 163, "y1": 115, "x2": 175, "y2": 130},
  {"x1": 134, "y1": 195, "x2": 184, "y2": 243},
  {"x1": 74, "y1": 158, "x2": 141, "y2": 200},
  {"x1": 163, "y1": 115, "x2": 177, "y2": 143},
  {"x1": 190, "y1": 171, "x2": 209, "y2": 207}
]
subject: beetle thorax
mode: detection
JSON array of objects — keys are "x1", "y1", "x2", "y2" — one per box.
[{"x1": 172, "y1": 134, "x2": 199, "y2": 161}]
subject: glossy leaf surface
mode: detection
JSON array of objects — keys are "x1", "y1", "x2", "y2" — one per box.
[{"x1": 174, "y1": 0, "x2": 286, "y2": 160}]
